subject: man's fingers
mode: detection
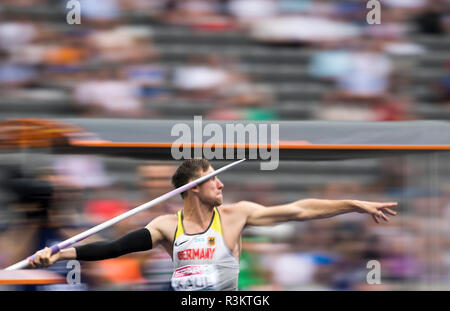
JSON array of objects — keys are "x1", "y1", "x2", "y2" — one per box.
[
  {"x1": 379, "y1": 211, "x2": 389, "y2": 222},
  {"x1": 372, "y1": 214, "x2": 379, "y2": 224},
  {"x1": 45, "y1": 248, "x2": 53, "y2": 266},
  {"x1": 364, "y1": 201, "x2": 398, "y2": 223},
  {"x1": 382, "y1": 203, "x2": 398, "y2": 210},
  {"x1": 371, "y1": 211, "x2": 389, "y2": 223},
  {"x1": 30, "y1": 249, "x2": 51, "y2": 268},
  {"x1": 382, "y1": 208, "x2": 397, "y2": 215},
  {"x1": 375, "y1": 203, "x2": 398, "y2": 215},
  {"x1": 43, "y1": 247, "x2": 52, "y2": 265},
  {"x1": 377, "y1": 202, "x2": 397, "y2": 208},
  {"x1": 34, "y1": 252, "x2": 41, "y2": 264},
  {"x1": 28, "y1": 258, "x2": 36, "y2": 268}
]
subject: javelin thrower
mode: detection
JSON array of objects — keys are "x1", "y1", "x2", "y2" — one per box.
[{"x1": 25, "y1": 158, "x2": 397, "y2": 291}]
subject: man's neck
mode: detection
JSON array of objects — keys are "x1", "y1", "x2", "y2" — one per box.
[{"x1": 183, "y1": 199, "x2": 214, "y2": 227}]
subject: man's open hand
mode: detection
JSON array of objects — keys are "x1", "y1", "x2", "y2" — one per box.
[{"x1": 353, "y1": 200, "x2": 398, "y2": 223}]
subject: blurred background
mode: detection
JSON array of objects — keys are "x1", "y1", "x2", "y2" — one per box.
[{"x1": 0, "y1": 0, "x2": 450, "y2": 291}]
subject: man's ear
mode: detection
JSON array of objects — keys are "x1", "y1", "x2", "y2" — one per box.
[{"x1": 190, "y1": 185, "x2": 200, "y2": 195}]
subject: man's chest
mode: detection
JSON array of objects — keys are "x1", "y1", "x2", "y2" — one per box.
[{"x1": 161, "y1": 211, "x2": 245, "y2": 258}]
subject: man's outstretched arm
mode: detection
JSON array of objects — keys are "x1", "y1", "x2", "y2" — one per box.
[
  {"x1": 28, "y1": 217, "x2": 167, "y2": 268},
  {"x1": 242, "y1": 199, "x2": 398, "y2": 227}
]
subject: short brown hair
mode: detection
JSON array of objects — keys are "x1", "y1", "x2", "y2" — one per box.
[{"x1": 171, "y1": 158, "x2": 211, "y2": 199}]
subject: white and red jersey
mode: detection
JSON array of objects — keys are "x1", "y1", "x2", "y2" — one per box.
[{"x1": 171, "y1": 207, "x2": 239, "y2": 291}]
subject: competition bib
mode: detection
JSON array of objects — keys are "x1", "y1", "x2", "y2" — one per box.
[{"x1": 171, "y1": 265, "x2": 219, "y2": 291}]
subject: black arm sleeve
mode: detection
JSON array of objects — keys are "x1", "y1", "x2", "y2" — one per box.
[{"x1": 75, "y1": 228, "x2": 153, "y2": 261}]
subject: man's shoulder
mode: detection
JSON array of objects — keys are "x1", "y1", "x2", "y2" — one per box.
[
  {"x1": 218, "y1": 201, "x2": 263, "y2": 216},
  {"x1": 217, "y1": 201, "x2": 241, "y2": 213},
  {"x1": 148, "y1": 213, "x2": 178, "y2": 229},
  {"x1": 155, "y1": 213, "x2": 178, "y2": 222}
]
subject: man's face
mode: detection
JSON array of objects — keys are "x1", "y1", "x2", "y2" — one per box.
[{"x1": 194, "y1": 166, "x2": 224, "y2": 207}]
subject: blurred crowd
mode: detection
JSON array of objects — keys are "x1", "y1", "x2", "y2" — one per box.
[
  {"x1": 0, "y1": 0, "x2": 449, "y2": 120},
  {"x1": 0, "y1": 153, "x2": 450, "y2": 291},
  {"x1": 1, "y1": 0, "x2": 450, "y2": 291}
]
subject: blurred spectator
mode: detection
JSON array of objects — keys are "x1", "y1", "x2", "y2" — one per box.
[
  {"x1": 205, "y1": 104, "x2": 246, "y2": 120},
  {"x1": 435, "y1": 61, "x2": 450, "y2": 104},
  {"x1": 3, "y1": 166, "x2": 53, "y2": 225},
  {"x1": 206, "y1": 105, "x2": 278, "y2": 121},
  {"x1": 173, "y1": 53, "x2": 273, "y2": 119},
  {"x1": 0, "y1": 17, "x2": 38, "y2": 53},
  {"x1": 1, "y1": 0, "x2": 48, "y2": 5},
  {"x1": 320, "y1": 38, "x2": 393, "y2": 105},
  {"x1": 308, "y1": 42, "x2": 352, "y2": 81},
  {"x1": 163, "y1": 0, "x2": 235, "y2": 31},
  {"x1": 136, "y1": 164, "x2": 179, "y2": 290},
  {"x1": 0, "y1": 16, "x2": 41, "y2": 89},
  {"x1": 173, "y1": 54, "x2": 233, "y2": 99},
  {"x1": 88, "y1": 26, "x2": 156, "y2": 63},
  {"x1": 73, "y1": 67, "x2": 146, "y2": 117},
  {"x1": 0, "y1": 50, "x2": 37, "y2": 88},
  {"x1": 78, "y1": 0, "x2": 121, "y2": 25},
  {"x1": 137, "y1": 164, "x2": 179, "y2": 221},
  {"x1": 228, "y1": 0, "x2": 278, "y2": 26},
  {"x1": 44, "y1": 39, "x2": 89, "y2": 69},
  {"x1": 277, "y1": 0, "x2": 313, "y2": 16},
  {"x1": 316, "y1": 94, "x2": 415, "y2": 121},
  {"x1": 380, "y1": 233, "x2": 423, "y2": 282},
  {"x1": 364, "y1": 8, "x2": 426, "y2": 57},
  {"x1": 412, "y1": 1, "x2": 447, "y2": 35},
  {"x1": 337, "y1": 40, "x2": 392, "y2": 101},
  {"x1": 314, "y1": 103, "x2": 369, "y2": 121},
  {"x1": 440, "y1": 75, "x2": 450, "y2": 104},
  {"x1": 84, "y1": 194, "x2": 129, "y2": 224},
  {"x1": 78, "y1": 190, "x2": 149, "y2": 290},
  {"x1": 52, "y1": 155, "x2": 111, "y2": 189},
  {"x1": 372, "y1": 95, "x2": 415, "y2": 121},
  {"x1": 139, "y1": 246, "x2": 173, "y2": 290},
  {"x1": 0, "y1": 165, "x2": 88, "y2": 290},
  {"x1": 239, "y1": 237, "x2": 277, "y2": 290},
  {"x1": 138, "y1": 164, "x2": 177, "y2": 199},
  {"x1": 121, "y1": 63, "x2": 169, "y2": 100},
  {"x1": 216, "y1": 61, "x2": 273, "y2": 109},
  {"x1": 264, "y1": 251, "x2": 336, "y2": 290},
  {"x1": 249, "y1": 15, "x2": 361, "y2": 45},
  {"x1": 121, "y1": 0, "x2": 168, "y2": 17}
]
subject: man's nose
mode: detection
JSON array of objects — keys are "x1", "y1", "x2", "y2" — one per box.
[{"x1": 217, "y1": 179, "x2": 224, "y2": 189}]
